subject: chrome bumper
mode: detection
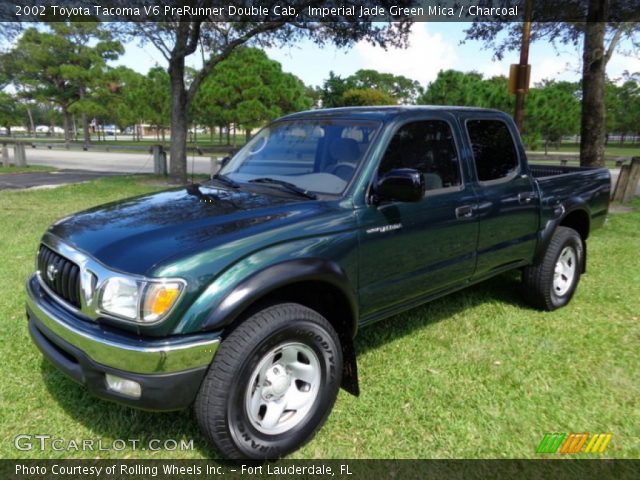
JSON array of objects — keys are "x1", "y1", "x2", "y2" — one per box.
[{"x1": 26, "y1": 274, "x2": 220, "y2": 375}]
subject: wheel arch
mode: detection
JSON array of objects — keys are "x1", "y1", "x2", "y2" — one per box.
[
  {"x1": 535, "y1": 203, "x2": 590, "y2": 272},
  {"x1": 201, "y1": 258, "x2": 360, "y2": 396}
]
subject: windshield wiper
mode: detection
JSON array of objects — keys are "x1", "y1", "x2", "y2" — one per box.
[
  {"x1": 210, "y1": 173, "x2": 240, "y2": 189},
  {"x1": 249, "y1": 177, "x2": 317, "y2": 199}
]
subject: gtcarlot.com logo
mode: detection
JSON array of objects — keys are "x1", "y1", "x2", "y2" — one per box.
[
  {"x1": 14, "y1": 434, "x2": 194, "y2": 452},
  {"x1": 536, "y1": 432, "x2": 612, "y2": 454}
]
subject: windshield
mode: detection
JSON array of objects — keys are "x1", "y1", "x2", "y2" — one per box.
[{"x1": 219, "y1": 119, "x2": 380, "y2": 195}]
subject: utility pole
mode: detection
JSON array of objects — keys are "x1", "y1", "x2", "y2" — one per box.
[{"x1": 513, "y1": 0, "x2": 534, "y2": 133}]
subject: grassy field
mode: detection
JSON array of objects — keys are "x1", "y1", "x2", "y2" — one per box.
[
  {"x1": 0, "y1": 165, "x2": 56, "y2": 175},
  {"x1": 532, "y1": 142, "x2": 640, "y2": 158},
  {"x1": 0, "y1": 177, "x2": 638, "y2": 460}
]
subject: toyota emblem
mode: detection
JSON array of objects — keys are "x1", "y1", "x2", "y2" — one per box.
[{"x1": 46, "y1": 263, "x2": 59, "y2": 282}]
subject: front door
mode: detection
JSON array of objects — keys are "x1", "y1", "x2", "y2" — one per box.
[{"x1": 357, "y1": 118, "x2": 479, "y2": 320}]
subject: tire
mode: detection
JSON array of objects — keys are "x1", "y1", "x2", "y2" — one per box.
[
  {"x1": 522, "y1": 226, "x2": 584, "y2": 311},
  {"x1": 195, "y1": 303, "x2": 342, "y2": 460}
]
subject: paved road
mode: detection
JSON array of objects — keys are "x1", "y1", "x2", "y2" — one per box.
[
  {"x1": 4, "y1": 147, "x2": 637, "y2": 195},
  {"x1": 13, "y1": 148, "x2": 217, "y2": 175},
  {"x1": 0, "y1": 170, "x2": 124, "y2": 190}
]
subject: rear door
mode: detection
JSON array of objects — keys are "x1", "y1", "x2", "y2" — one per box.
[
  {"x1": 462, "y1": 115, "x2": 539, "y2": 277},
  {"x1": 357, "y1": 116, "x2": 479, "y2": 319}
]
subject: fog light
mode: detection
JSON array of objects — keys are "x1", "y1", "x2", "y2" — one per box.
[{"x1": 105, "y1": 374, "x2": 142, "y2": 399}]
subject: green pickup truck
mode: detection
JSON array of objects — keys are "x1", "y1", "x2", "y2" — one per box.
[{"x1": 26, "y1": 107, "x2": 610, "y2": 459}]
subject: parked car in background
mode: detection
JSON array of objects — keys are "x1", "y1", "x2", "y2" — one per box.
[
  {"x1": 103, "y1": 125, "x2": 118, "y2": 136},
  {"x1": 35, "y1": 125, "x2": 64, "y2": 135}
]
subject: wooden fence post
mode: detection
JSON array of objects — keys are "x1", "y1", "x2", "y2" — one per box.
[
  {"x1": 621, "y1": 157, "x2": 640, "y2": 203},
  {"x1": 152, "y1": 145, "x2": 167, "y2": 176},
  {"x1": 613, "y1": 157, "x2": 640, "y2": 203},
  {"x1": 1, "y1": 143, "x2": 10, "y2": 167},
  {"x1": 15, "y1": 142, "x2": 27, "y2": 167}
]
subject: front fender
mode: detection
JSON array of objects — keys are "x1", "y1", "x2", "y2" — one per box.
[
  {"x1": 171, "y1": 234, "x2": 358, "y2": 335},
  {"x1": 202, "y1": 257, "x2": 357, "y2": 331}
]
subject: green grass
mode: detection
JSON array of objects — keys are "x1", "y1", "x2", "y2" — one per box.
[
  {"x1": 532, "y1": 142, "x2": 640, "y2": 158},
  {"x1": 0, "y1": 164, "x2": 56, "y2": 175},
  {"x1": 0, "y1": 178, "x2": 638, "y2": 460}
]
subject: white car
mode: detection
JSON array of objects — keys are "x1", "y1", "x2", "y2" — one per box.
[{"x1": 35, "y1": 125, "x2": 64, "y2": 134}]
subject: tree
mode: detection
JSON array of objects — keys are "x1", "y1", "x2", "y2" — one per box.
[
  {"x1": 321, "y1": 69, "x2": 422, "y2": 107},
  {"x1": 525, "y1": 81, "x2": 581, "y2": 152},
  {"x1": 347, "y1": 69, "x2": 423, "y2": 104},
  {"x1": 464, "y1": 0, "x2": 640, "y2": 166},
  {"x1": 1, "y1": 23, "x2": 123, "y2": 143},
  {"x1": 341, "y1": 88, "x2": 397, "y2": 106},
  {"x1": 90, "y1": 66, "x2": 150, "y2": 141},
  {"x1": 319, "y1": 72, "x2": 351, "y2": 108},
  {"x1": 124, "y1": 8, "x2": 412, "y2": 183},
  {"x1": 0, "y1": 92, "x2": 24, "y2": 135},
  {"x1": 139, "y1": 67, "x2": 171, "y2": 141},
  {"x1": 194, "y1": 48, "x2": 312, "y2": 144},
  {"x1": 614, "y1": 80, "x2": 640, "y2": 143},
  {"x1": 418, "y1": 70, "x2": 513, "y2": 113}
]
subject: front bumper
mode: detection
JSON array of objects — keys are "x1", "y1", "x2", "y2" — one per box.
[{"x1": 26, "y1": 274, "x2": 220, "y2": 410}]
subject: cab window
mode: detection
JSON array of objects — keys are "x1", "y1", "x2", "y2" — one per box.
[
  {"x1": 466, "y1": 119, "x2": 519, "y2": 182},
  {"x1": 378, "y1": 120, "x2": 462, "y2": 192}
]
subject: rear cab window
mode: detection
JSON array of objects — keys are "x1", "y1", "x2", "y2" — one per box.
[{"x1": 466, "y1": 119, "x2": 520, "y2": 182}]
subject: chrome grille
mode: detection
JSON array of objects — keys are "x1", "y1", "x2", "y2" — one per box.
[{"x1": 37, "y1": 244, "x2": 81, "y2": 307}]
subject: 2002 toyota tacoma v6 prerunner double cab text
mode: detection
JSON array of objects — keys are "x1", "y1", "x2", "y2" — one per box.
[{"x1": 26, "y1": 107, "x2": 610, "y2": 459}]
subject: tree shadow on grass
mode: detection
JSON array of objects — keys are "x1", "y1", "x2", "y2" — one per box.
[
  {"x1": 39, "y1": 271, "x2": 531, "y2": 459},
  {"x1": 40, "y1": 361, "x2": 222, "y2": 460},
  {"x1": 355, "y1": 270, "x2": 534, "y2": 355}
]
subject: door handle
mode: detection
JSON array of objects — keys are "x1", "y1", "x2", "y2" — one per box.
[
  {"x1": 455, "y1": 204, "x2": 475, "y2": 219},
  {"x1": 518, "y1": 192, "x2": 535, "y2": 204}
]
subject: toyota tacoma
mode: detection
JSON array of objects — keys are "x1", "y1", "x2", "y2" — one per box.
[{"x1": 26, "y1": 107, "x2": 610, "y2": 459}]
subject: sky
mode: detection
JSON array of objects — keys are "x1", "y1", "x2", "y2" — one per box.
[{"x1": 118, "y1": 23, "x2": 639, "y2": 88}]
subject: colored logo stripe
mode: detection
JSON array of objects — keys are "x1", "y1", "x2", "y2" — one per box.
[
  {"x1": 537, "y1": 433, "x2": 612, "y2": 454},
  {"x1": 536, "y1": 433, "x2": 566, "y2": 453},
  {"x1": 584, "y1": 433, "x2": 613, "y2": 453},
  {"x1": 560, "y1": 433, "x2": 589, "y2": 454}
]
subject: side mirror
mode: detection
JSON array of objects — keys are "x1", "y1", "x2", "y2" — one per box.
[
  {"x1": 375, "y1": 168, "x2": 425, "y2": 203},
  {"x1": 219, "y1": 156, "x2": 231, "y2": 168}
]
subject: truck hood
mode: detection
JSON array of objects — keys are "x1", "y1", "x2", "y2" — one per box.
[{"x1": 48, "y1": 185, "x2": 326, "y2": 275}]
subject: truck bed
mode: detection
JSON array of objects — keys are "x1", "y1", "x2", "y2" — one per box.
[{"x1": 529, "y1": 164, "x2": 603, "y2": 178}]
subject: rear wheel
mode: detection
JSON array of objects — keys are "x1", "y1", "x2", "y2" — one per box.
[
  {"x1": 195, "y1": 303, "x2": 342, "y2": 459},
  {"x1": 522, "y1": 226, "x2": 584, "y2": 310}
]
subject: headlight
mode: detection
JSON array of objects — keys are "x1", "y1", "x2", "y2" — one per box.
[{"x1": 99, "y1": 277, "x2": 184, "y2": 323}]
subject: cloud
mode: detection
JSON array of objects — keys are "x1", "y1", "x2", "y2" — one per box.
[
  {"x1": 354, "y1": 24, "x2": 457, "y2": 85},
  {"x1": 530, "y1": 57, "x2": 575, "y2": 84}
]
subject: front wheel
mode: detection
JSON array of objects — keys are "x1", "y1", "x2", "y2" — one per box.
[
  {"x1": 522, "y1": 226, "x2": 584, "y2": 311},
  {"x1": 195, "y1": 303, "x2": 342, "y2": 459}
]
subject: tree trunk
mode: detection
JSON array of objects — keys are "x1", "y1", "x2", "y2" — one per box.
[
  {"x1": 26, "y1": 107, "x2": 35, "y2": 135},
  {"x1": 82, "y1": 113, "x2": 90, "y2": 146},
  {"x1": 79, "y1": 85, "x2": 90, "y2": 146},
  {"x1": 579, "y1": 0, "x2": 608, "y2": 168},
  {"x1": 245, "y1": 129, "x2": 251, "y2": 142},
  {"x1": 168, "y1": 57, "x2": 189, "y2": 184},
  {"x1": 62, "y1": 106, "x2": 72, "y2": 144}
]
